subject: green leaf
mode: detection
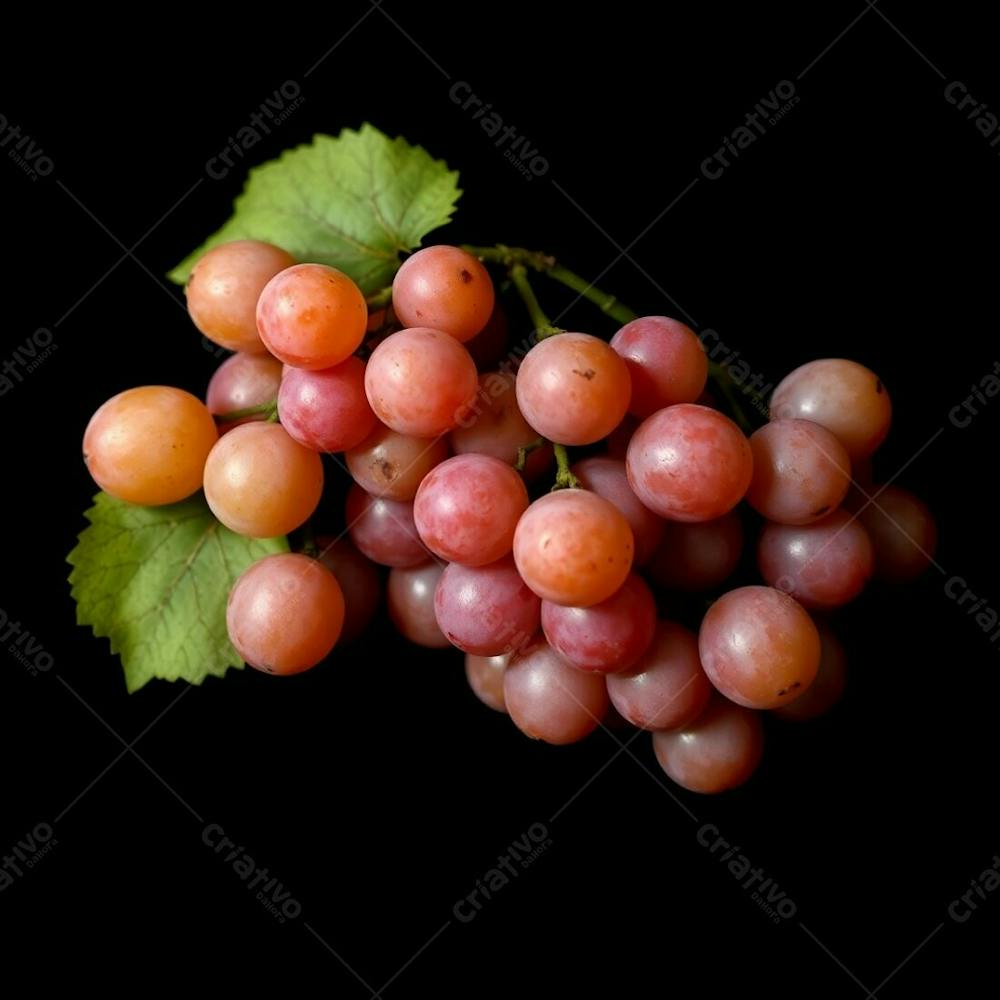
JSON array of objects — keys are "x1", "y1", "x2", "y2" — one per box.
[
  {"x1": 168, "y1": 124, "x2": 462, "y2": 293},
  {"x1": 68, "y1": 493, "x2": 288, "y2": 693}
]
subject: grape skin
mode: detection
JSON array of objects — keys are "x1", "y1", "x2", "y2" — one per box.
[
  {"x1": 391, "y1": 245, "x2": 495, "y2": 342},
  {"x1": 465, "y1": 653, "x2": 509, "y2": 713},
  {"x1": 858, "y1": 485, "x2": 938, "y2": 582},
  {"x1": 504, "y1": 639, "x2": 610, "y2": 745},
  {"x1": 206, "y1": 353, "x2": 283, "y2": 428},
  {"x1": 256, "y1": 263, "x2": 367, "y2": 370},
  {"x1": 414, "y1": 454, "x2": 529, "y2": 566},
  {"x1": 540, "y1": 573, "x2": 656, "y2": 673},
  {"x1": 513, "y1": 489, "x2": 635, "y2": 607},
  {"x1": 652, "y1": 696, "x2": 764, "y2": 793},
  {"x1": 346, "y1": 424, "x2": 449, "y2": 502},
  {"x1": 770, "y1": 358, "x2": 891, "y2": 462},
  {"x1": 698, "y1": 585, "x2": 820, "y2": 709},
  {"x1": 434, "y1": 557, "x2": 541, "y2": 656},
  {"x1": 186, "y1": 240, "x2": 294, "y2": 354},
  {"x1": 746, "y1": 419, "x2": 851, "y2": 525},
  {"x1": 203, "y1": 422, "x2": 323, "y2": 538},
  {"x1": 277, "y1": 356, "x2": 377, "y2": 453},
  {"x1": 345, "y1": 484, "x2": 429, "y2": 568},
  {"x1": 626, "y1": 404, "x2": 753, "y2": 522},
  {"x1": 646, "y1": 512, "x2": 743, "y2": 592},
  {"x1": 387, "y1": 562, "x2": 450, "y2": 648},
  {"x1": 757, "y1": 510, "x2": 874, "y2": 609},
  {"x1": 772, "y1": 622, "x2": 846, "y2": 722},
  {"x1": 607, "y1": 621, "x2": 713, "y2": 731},
  {"x1": 610, "y1": 316, "x2": 708, "y2": 418},
  {"x1": 84, "y1": 386, "x2": 218, "y2": 507},
  {"x1": 227, "y1": 553, "x2": 344, "y2": 674},
  {"x1": 515, "y1": 333, "x2": 632, "y2": 445},
  {"x1": 316, "y1": 535, "x2": 381, "y2": 644},
  {"x1": 365, "y1": 327, "x2": 479, "y2": 438}
]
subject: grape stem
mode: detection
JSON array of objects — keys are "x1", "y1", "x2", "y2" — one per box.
[
  {"x1": 508, "y1": 264, "x2": 563, "y2": 339},
  {"x1": 300, "y1": 520, "x2": 319, "y2": 559},
  {"x1": 214, "y1": 399, "x2": 278, "y2": 423},
  {"x1": 552, "y1": 444, "x2": 579, "y2": 490},
  {"x1": 514, "y1": 437, "x2": 545, "y2": 472}
]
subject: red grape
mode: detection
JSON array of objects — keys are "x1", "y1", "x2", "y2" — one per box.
[
  {"x1": 316, "y1": 535, "x2": 381, "y2": 644},
  {"x1": 345, "y1": 484, "x2": 428, "y2": 567},
  {"x1": 465, "y1": 653, "x2": 509, "y2": 712},
  {"x1": 387, "y1": 562, "x2": 449, "y2": 648},
  {"x1": 858, "y1": 485, "x2": 938, "y2": 582},
  {"x1": 345, "y1": 424, "x2": 449, "y2": 502},
  {"x1": 646, "y1": 513, "x2": 743, "y2": 592}
]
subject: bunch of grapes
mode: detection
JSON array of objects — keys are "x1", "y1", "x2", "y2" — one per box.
[{"x1": 82, "y1": 239, "x2": 937, "y2": 794}]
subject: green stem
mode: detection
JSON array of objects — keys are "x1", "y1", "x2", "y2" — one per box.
[
  {"x1": 552, "y1": 444, "x2": 579, "y2": 490},
  {"x1": 707, "y1": 361, "x2": 755, "y2": 434},
  {"x1": 515, "y1": 437, "x2": 545, "y2": 472},
  {"x1": 545, "y1": 263, "x2": 638, "y2": 326},
  {"x1": 301, "y1": 520, "x2": 318, "y2": 559},
  {"x1": 508, "y1": 264, "x2": 563, "y2": 339},
  {"x1": 215, "y1": 399, "x2": 278, "y2": 423},
  {"x1": 366, "y1": 286, "x2": 393, "y2": 309}
]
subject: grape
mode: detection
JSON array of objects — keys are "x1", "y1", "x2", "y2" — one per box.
[
  {"x1": 434, "y1": 557, "x2": 540, "y2": 655},
  {"x1": 652, "y1": 696, "x2": 764, "y2": 793},
  {"x1": 203, "y1": 422, "x2": 323, "y2": 537},
  {"x1": 770, "y1": 358, "x2": 891, "y2": 461},
  {"x1": 513, "y1": 489, "x2": 634, "y2": 607},
  {"x1": 757, "y1": 510, "x2": 874, "y2": 609},
  {"x1": 387, "y1": 562, "x2": 450, "y2": 648},
  {"x1": 277, "y1": 357, "x2": 377, "y2": 453},
  {"x1": 610, "y1": 316, "x2": 708, "y2": 418},
  {"x1": 414, "y1": 454, "x2": 529, "y2": 565},
  {"x1": 627, "y1": 405, "x2": 752, "y2": 522},
  {"x1": 450, "y1": 372, "x2": 553, "y2": 480},
  {"x1": 504, "y1": 639, "x2": 610, "y2": 745},
  {"x1": 227, "y1": 553, "x2": 344, "y2": 674},
  {"x1": 365, "y1": 327, "x2": 479, "y2": 437},
  {"x1": 316, "y1": 535, "x2": 381, "y2": 644},
  {"x1": 746, "y1": 419, "x2": 851, "y2": 525},
  {"x1": 607, "y1": 621, "x2": 713, "y2": 730},
  {"x1": 345, "y1": 484, "x2": 428, "y2": 567},
  {"x1": 515, "y1": 333, "x2": 632, "y2": 445},
  {"x1": 772, "y1": 622, "x2": 846, "y2": 722},
  {"x1": 83, "y1": 386, "x2": 218, "y2": 506},
  {"x1": 186, "y1": 240, "x2": 294, "y2": 353},
  {"x1": 345, "y1": 424, "x2": 449, "y2": 501},
  {"x1": 646, "y1": 512, "x2": 743, "y2": 592},
  {"x1": 465, "y1": 653, "x2": 509, "y2": 713},
  {"x1": 391, "y1": 245, "x2": 495, "y2": 342},
  {"x1": 606, "y1": 414, "x2": 639, "y2": 460},
  {"x1": 698, "y1": 585, "x2": 820, "y2": 709},
  {"x1": 541, "y1": 573, "x2": 656, "y2": 673},
  {"x1": 858, "y1": 485, "x2": 938, "y2": 582},
  {"x1": 465, "y1": 303, "x2": 509, "y2": 369},
  {"x1": 256, "y1": 263, "x2": 367, "y2": 370},
  {"x1": 570, "y1": 456, "x2": 664, "y2": 565},
  {"x1": 206, "y1": 353, "x2": 283, "y2": 428}
]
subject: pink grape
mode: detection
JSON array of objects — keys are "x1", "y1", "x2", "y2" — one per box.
[
  {"x1": 652, "y1": 696, "x2": 764, "y2": 793},
  {"x1": 770, "y1": 358, "x2": 892, "y2": 461},
  {"x1": 757, "y1": 510, "x2": 874, "y2": 609},
  {"x1": 515, "y1": 333, "x2": 632, "y2": 445},
  {"x1": 540, "y1": 573, "x2": 656, "y2": 673},
  {"x1": 607, "y1": 621, "x2": 713, "y2": 731},
  {"x1": 256, "y1": 263, "x2": 367, "y2": 370},
  {"x1": 571, "y1": 456, "x2": 664, "y2": 565},
  {"x1": 772, "y1": 622, "x2": 847, "y2": 722},
  {"x1": 434, "y1": 557, "x2": 540, "y2": 655},
  {"x1": 277, "y1": 357, "x2": 377, "y2": 452},
  {"x1": 504, "y1": 639, "x2": 610, "y2": 745},
  {"x1": 858, "y1": 486, "x2": 938, "y2": 582},
  {"x1": 206, "y1": 353, "x2": 283, "y2": 427},
  {"x1": 345, "y1": 484, "x2": 428, "y2": 567},
  {"x1": 365, "y1": 327, "x2": 478, "y2": 437},
  {"x1": 316, "y1": 535, "x2": 381, "y2": 644},
  {"x1": 345, "y1": 424, "x2": 449, "y2": 502},
  {"x1": 746, "y1": 419, "x2": 851, "y2": 525},
  {"x1": 465, "y1": 653, "x2": 509, "y2": 713},
  {"x1": 414, "y1": 454, "x2": 529, "y2": 565},
  {"x1": 626, "y1": 404, "x2": 753, "y2": 522},
  {"x1": 227, "y1": 553, "x2": 344, "y2": 674},
  {"x1": 646, "y1": 513, "x2": 743, "y2": 592},
  {"x1": 513, "y1": 489, "x2": 635, "y2": 607},
  {"x1": 391, "y1": 245, "x2": 495, "y2": 342},
  {"x1": 698, "y1": 585, "x2": 820, "y2": 709},
  {"x1": 610, "y1": 316, "x2": 708, "y2": 418},
  {"x1": 387, "y1": 562, "x2": 450, "y2": 648}
]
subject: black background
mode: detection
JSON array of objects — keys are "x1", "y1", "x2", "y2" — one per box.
[{"x1": 2, "y1": 2, "x2": 998, "y2": 995}]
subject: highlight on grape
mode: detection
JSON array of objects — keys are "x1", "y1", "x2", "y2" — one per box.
[{"x1": 69, "y1": 126, "x2": 940, "y2": 795}]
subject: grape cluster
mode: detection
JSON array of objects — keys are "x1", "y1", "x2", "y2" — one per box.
[{"x1": 81, "y1": 240, "x2": 937, "y2": 794}]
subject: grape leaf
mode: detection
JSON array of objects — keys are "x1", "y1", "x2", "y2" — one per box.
[
  {"x1": 167, "y1": 124, "x2": 462, "y2": 293},
  {"x1": 68, "y1": 493, "x2": 288, "y2": 693}
]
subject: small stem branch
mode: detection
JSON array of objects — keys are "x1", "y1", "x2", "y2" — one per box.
[
  {"x1": 545, "y1": 263, "x2": 638, "y2": 326},
  {"x1": 509, "y1": 264, "x2": 563, "y2": 339},
  {"x1": 366, "y1": 286, "x2": 393, "y2": 309},
  {"x1": 301, "y1": 520, "x2": 318, "y2": 559},
  {"x1": 215, "y1": 399, "x2": 278, "y2": 423},
  {"x1": 515, "y1": 437, "x2": 545, "y2": 472},
  {"x1": 552, "y1": 444, "x2": 579, "y2": 490}
]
